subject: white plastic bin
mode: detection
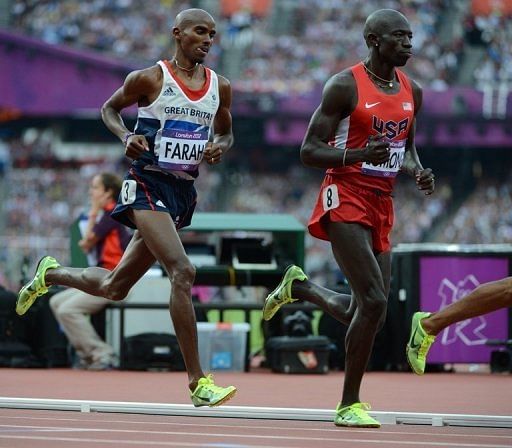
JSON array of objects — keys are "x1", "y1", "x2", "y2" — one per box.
[{"x1": 197, "y1": 322, "x2": 250, "y2": 372}]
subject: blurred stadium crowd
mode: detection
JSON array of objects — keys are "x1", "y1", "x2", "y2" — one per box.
[
  {"x1": 1, "y1": 0, "x2": 511, "y2": 290},
  {"x1": 8, "y1": 0, "x2": 512, "y2": 91}
]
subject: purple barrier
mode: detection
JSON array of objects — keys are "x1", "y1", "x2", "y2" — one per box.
[
  {"x1": 263, "y1": 118, "x2": 512, "y2": 147},
  {"x1": 419, "y1": 256, "x2": 509, "y2": 363},
  {"x1": 265, "y1": 119, "x2": 308, "y2": 145},
  {"x1": 432, "y1": 122, "x2": 512, "y2": 147},
  {"x1": 421, "y1": 88, "x2": 484, "y2": 115},
  {"x1": 0, "y1": 29, "x2": 138, "y2": 116},
  {"x1": 274, "y1": 86, "x2": 489, "y2": 117},
  {"x1": 275, "y1": 88, "x2": 323, "y2": 114}
]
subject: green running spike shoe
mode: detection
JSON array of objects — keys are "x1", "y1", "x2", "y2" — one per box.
[
  {"x1": 190, "y1": 374, "x2": 237, "y2": 407},
  {"x1": 406, "y1": 311, "x2": 436, "y2": 375},
  {"x1": 334, "y1": 402, "x2": 381, "y2": 428},
  {"x1": 16, "y1": 256, "x2": 60, "y2": 316},
  {"x1": 262, "y1": 265, "x2": 308, "y2": 321}
]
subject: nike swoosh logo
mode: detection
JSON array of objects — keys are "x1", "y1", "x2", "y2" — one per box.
[
  {"x1": 409, "y1": 327, "x2": 420, "y2": 350},
  {"x1": 365, "y1": 102, "x2": 380, "y2": 108}
]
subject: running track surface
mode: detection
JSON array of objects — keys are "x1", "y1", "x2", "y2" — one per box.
[{"x1": 1, "y1": 369, "x2": 511, "y2": 447}]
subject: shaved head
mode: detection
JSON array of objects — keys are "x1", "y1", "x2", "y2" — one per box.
[
  {"x1": 363, "y1": 9, "x2": 409, "y2": 45},
  {"x1": 174, "y1": 8, "x2": 215, "y2": 29}
]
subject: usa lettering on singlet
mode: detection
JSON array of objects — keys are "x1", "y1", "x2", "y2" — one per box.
[{"x1": 133, "y1": 60, "x2": 220, "y2": 176}]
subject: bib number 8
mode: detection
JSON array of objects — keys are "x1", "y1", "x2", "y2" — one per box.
[{"x1": 322, "y1": 184, "x2": 339, "y2": 211}]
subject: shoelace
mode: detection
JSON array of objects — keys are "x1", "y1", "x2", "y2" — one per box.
[
  {"x1": 354, "y1": 403, "x2": 372, "y2": 412},
  {"x1": 418, "y1": 336, "x2": 435, "y2": 359},
  {"x1": 33, "y1": 285, "x2": 48, "y2": 297},
  {"x1": 199, "y1": 374, "x2": 219, "y2": 391},
  {"x1": 338, "y1": 402, "x2": 371, "y2": 414},
  {"x1": 280, "y1": 280, "x2": 297, "y2": 303},
  {"x1": 29, "y1": 272, "x2": 46, "y2": 294}
]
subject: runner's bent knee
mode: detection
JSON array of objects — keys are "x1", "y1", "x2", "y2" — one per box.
[
  {"x1": 357, "y1": 284, "x2": 387, "y2": 320},
  {"x1": 167, "y1": 259, "x2": 196, "y2": 290}
]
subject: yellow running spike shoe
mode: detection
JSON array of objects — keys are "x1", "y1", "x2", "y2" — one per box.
[
  {"x1": 190, "y1": 374, "x2": 237, "y2": 407},
  {"x1": 334, "y1": 402, "x2": 381, "y2": 428},
  {"x1": 406, "y1": 311, "x2": 436, "y2": 375},
  {"x1": 262, "y1": 265, "x2": 307, "y2": 321},
  {"x1": 16, "y1": 256, "x2": 60, "y2": 316}
]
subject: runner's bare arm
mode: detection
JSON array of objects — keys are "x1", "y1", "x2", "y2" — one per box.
[
  {"x1": 101, "y1": 66, "x2": 161, "y2": 158},
  {"x1": 205, "y1": 75, "x2": 233, "y2": 164},
  {"x1": 301, "y1": 72, "x2": 390, "y2": 169},
  {"x1": 401, "y1": 80, "x2": 423, "y2": 175},
  {"x1": 401, "y1": 80, "x2": 435, "y2": 195}
]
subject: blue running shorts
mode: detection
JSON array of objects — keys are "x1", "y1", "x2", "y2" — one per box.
[{"x1": 111, "y1": 164, "x2": 197, "y2": 230}]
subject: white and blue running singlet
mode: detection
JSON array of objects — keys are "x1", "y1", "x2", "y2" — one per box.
[{"x1": 134, "y1": 60, "x2": 220, "y2": 177}]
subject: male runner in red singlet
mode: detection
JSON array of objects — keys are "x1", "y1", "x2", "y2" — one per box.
[
  {"x1": 16, "y1": 9, "x2": 236, "y2": 407},
  {"x1": 263, "y1": 9, "x2": 435, "y2": 427}
]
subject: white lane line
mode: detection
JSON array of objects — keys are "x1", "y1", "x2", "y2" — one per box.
[
  {"x1": 1, "y1": 397, "x2": 509, "y2": 428},
  {"x1": 0, "y1": 435, "x2": 277, "y2": 448},
  {"x1": 0, "y1": 434, "x2": 510, "y2": 448},
  {"x1": 0, "y1": 425, "x2": 509, "y2": 448},
  {"x1": 0, "y1": 416, "x2": 510, "y2": 440},
  {"x1": 0, "y1": 424, "x2": 102, "y2": 432},
  {"x1": 0, "y1": 427, "x2": 90, "y2": 433}
]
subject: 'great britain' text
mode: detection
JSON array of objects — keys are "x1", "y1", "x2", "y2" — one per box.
[{"x1": 164, "y1": 106, "x2": 213, "y2": 121}]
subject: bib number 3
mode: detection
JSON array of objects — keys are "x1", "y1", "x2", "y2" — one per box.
[
  {"x1": 322, "y1": 184, "x2": 339, "y2": 211},
  {"x1": 121, "y1": 180, "x2": 137, "y2": 205}
]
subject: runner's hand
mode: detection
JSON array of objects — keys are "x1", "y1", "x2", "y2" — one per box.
[
  {"x1": 362, "y1": 133, "x2": 390, "y2": 166},
  {"x1": 204, "y1": 142, "x2": 224, "y2": 165},
  {"x1": 125, "y1": 134, "x2": 149, "y2": 160},
  {"x1": 415, "y1": 168, "x2": 435, "y2": 195}
]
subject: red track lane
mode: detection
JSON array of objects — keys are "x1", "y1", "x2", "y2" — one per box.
[
  {"x1": 0, "y1": 369, "x2": 511, "y2": 447},
  {"x1": 1, "y1": 410, "x2": 511, "y2": 448},
  {"x1": 1, "y1": 369, "x2": 511, "y2": 414}
]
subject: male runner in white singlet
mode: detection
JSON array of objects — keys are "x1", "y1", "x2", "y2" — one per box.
[{"x1": 16, "y1": 8, "x2": 236, "y2": 407}]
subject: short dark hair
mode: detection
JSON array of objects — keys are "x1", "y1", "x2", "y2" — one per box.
[{"x1": 99, "y1": 172, "x2": 122, "y2": 199}]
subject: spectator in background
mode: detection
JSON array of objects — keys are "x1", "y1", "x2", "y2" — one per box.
[{"x1": 49, "y1": 172, "x2": 131, "y2": 370}]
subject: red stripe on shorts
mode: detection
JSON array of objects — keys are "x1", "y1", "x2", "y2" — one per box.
[{"x1": 129, "y1": 168, "x2": 156, "y2": 211}]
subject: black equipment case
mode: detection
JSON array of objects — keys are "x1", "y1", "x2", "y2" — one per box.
[
  {"x1": 121, "y1": 332, "x2": 185, "y2": 371},
  {"x1": 266, "y1": 336, "x2": 330, "y2": 374}
]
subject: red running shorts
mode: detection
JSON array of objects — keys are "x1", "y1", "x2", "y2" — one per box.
[{"x1": 308, "y1": 174, "x2": 394, "y2": 253}]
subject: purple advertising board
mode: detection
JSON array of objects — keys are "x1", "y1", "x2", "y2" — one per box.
[{"x1": 419, "y1": 256, "x2": 509, "y2": 363}]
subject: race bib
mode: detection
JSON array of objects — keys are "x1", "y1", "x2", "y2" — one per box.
[
  {"x1": 322, "y1": 184, "x2": 340, "y2": 211},
  {"x1": 361, "y1": 139, "x2": 406, "y2": 178},
  {"x1": 158, "y1": 128, "x2": 208, "y2": 171},
  {"x1": 121, "y1": 180, "x2": 136, "y2": 205}
]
